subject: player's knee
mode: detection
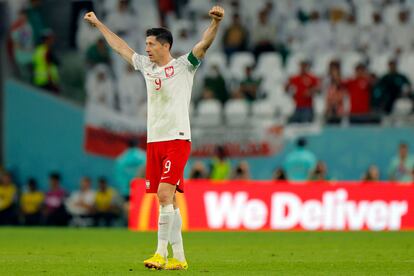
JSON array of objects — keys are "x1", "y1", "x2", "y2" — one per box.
[{"x1": 157, "y1": 189, "x2": 173, "y2": 205}]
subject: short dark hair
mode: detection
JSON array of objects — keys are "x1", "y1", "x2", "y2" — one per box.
[
  {"x1": 146, "y1": 27, "x2": 173, "y2": 49},
  {"x1": 400, "y1": 142, "x2": 408, "y2": 148},
  {"x1": 28, "y1": 178, "x2": 37, "y2": 189},
  {"x1": 127, "y1": 139, "x2": 137, "y2": 148},
  {"x1": 297, "y1": 137, "x2": 307, "y2": 148},
  {"x1": 49, "y1": 172, "x2": 61, "y2": 182}
]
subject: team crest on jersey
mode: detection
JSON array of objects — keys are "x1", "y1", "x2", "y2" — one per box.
[{"x1": 165, "y1": 66, "x2": 174, "y2": 78}]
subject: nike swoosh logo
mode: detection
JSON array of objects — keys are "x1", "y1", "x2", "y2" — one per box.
[{"x1": 161, "y1": 177, "x2": 170, "y2": 180}]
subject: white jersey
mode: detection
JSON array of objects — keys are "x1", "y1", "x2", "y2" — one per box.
[{"x1": 132, "y1": 52, "x2": 200, "y2": 143}]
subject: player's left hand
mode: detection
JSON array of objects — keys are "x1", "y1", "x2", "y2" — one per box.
[{"x1": 209, "y1": 6, "x2": 225, "y2": 22}]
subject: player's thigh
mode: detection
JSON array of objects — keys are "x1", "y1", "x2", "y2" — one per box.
[
  {"x1": 160, "y1": 140, "x2": 191, "y2": 183},
  {"x1": 145, "y1": 142, "x2": 163, "y2": 193}
]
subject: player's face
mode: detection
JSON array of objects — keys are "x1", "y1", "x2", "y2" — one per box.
[{"x1": 145, "y1": 36, "x2": 169, "y2": 62}]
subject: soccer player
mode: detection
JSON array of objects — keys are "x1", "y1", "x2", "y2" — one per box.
[{"x1": 84, "y1": 5, "x2": 225, "y2": 270}]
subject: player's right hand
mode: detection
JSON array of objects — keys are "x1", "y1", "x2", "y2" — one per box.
[{"x1": 84, "y1": 11, "x2": 99, "y2": 27}]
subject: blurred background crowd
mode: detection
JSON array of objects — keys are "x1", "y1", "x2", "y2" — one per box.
[
  {"x1": 4, "y1": 0, "x2": 414, "y2": 124},
  {"x1": 1, "y1": 0, "x2": 414, "y2": 227}
]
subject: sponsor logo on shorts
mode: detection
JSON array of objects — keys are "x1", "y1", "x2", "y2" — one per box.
[{"x1": 145, "y1": 180, "x2": 150, "y2": 189}]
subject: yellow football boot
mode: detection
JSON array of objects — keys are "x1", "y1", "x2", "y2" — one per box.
[
  {"x1": 143, "y1": 253, "x2": 166, "y2": 270},
  {"x1": 165, "y1": 258, "x2": 188, "y2": 270}
]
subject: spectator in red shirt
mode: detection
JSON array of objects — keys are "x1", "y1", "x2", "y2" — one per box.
[
  {"x1": 325, "y1": 65, "x2": 348, "y2": 123},
  {"x1": 286, "y1": 61, "x2": 320, "y2": 123},
  {"x1": 345, "y1": 63, "x2": 373, "y2": 116}
]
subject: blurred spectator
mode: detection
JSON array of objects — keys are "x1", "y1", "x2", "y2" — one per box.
[
  {"x1": 86, "y1": 37, "x2": 111, "y2": 66},
  {"x1": 358, "y1": 12, "x2": 387, "y2": 54},
  {"x1": 252, "y1": 10, "x2": 276, "y2": 59},
  {"x1": 309, "y1": 161, "x2": 329, "y2": 181},
  {"x1": 158, "y1": 0, "x2": 175, "y2": 26},
  {"x1": 231, "y1": 161, "x2": 250, "y2": 180},
  {"x1": 105, "y1": 0, "x2": 136, "y2": 38},
  {"x1": 94, "y1": 177, "x2": 121, "y2": 227},
  {"x1": 115, "y1": 140, "x2": 146, "y2": 200},
  {"x1": 388, "y1": 142, "x2": 414, "y2": 182},
  {"x1": 230, "y1": 89, "x2": 246, "y2": 100},
  {"x1": 222, "y1": 13, "x2": 248, "y2": 58},
  {"x1": 239, "y1": 66, "x2": 262, "y2": 101},
  {"x1": 20, "y1": 178, "x2": 44, "y2": 226},
  {"x1": 0, "y1": 172, "x2": 17, "y2": 225},
  {"x1": 118, "y1": 64, "x2": 146, "y2": 117},
  {"x1": 210, "y1": 146, "x2": 231, "y2": 181},
  {"x1": 284, "y1": 137, "x2": 317, "y2": 181},
  {"x1": 69, "y1": 0, "x2": 94, "y2": 48},
  {"x1": 286, "y1": 61, "x2": 320, "y2": 123},
  {"x1": 26, "y1": 0, "x2": 47, "y2": 45},
  {"x1": 66, "y1": 177, "x2": 96, "y2": 227},
  {"x1": 273, "y1": 167, "x2": 287, "y2": 181},
  {"x1": 333, "y1": 14, "x2": 357, "y2": 52},
  {"x1": 325, "y1": 63, "x2": 348, "y2": 123},
  {"x1": 9, "y1": 9, "x2": 34, "y2": 81},
  {"x1": 203, "y1": 65, "x2": 229, "y2": 104},
  {"x1": 189, "y1": 161, "x2": 208, "y2": 179},
  {"x1": 32, "y1": 30, "x2": 60, "y2": 93},
  {"x1": 86, "y1": 64, "x2": 115, "y2": 109},
  {"x1": 302, "y1": 11, "x2": 333, "y2": 53},
  {"x1": 388, "y1": 9, "x2": 414, "y2": 53},
  {"x1": 362, "y1": 165, "x2": 380, "y2": 181},
  {"x1": 345, "y1": 63, "x2": 373, "y2": 117},
  {"x1": 374, "y1": 60, "x2": 411, "y2": 114},
  {"x1": 200, "y1": 88, "x2": 216, "y2": 101},
  {"x1": 44, "y1": 173, "x2": 68, "y2": 226}
]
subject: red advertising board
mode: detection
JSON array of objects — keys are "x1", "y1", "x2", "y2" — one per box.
[{"x1": 129, "y1": 179, "x2": 414, "y2": 231}]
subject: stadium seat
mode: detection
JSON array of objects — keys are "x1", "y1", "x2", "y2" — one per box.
[
  {"x1": 224, "y1": 99, "x2": 250, "y2": 126},
  {"x1": 392, "y1": 98, "x2": 413, "y2": 117},
  {"x1": 399, "y1": 52, "x2": 414, "y2": 83},
  {"x1": 262, "y1": 81, "x2": 285, "y2": 102},
  {"x1": 254, "y1": 52, "x2": 285, "y2": 83},
  {"x1": 203, "y1": 51, "x2": 228, "y2": 77},
  {"x1": 194, "y1": 99, "x2": 222, "y2": 127},
  {"x1": 341, "y1": 51, "x2": 364, "y2": 78},
  {"x1": 274, "y1": 94, "x2": 295, "y2": 121},
  {"x1": 251, "y1": 100, "x2": 275, "y2": 123},
  {"x1": 369, "y1": 51, "x2": 393, "y2": 76},
  {"x1": 313, "y1": 94, "x2": 326, "y2": 121},
  {"x1": 229, "y1": 52, "x2": 255, "y2": 80},
  {"x1": 390, "y1": 97, "x2": 413, "y2": 126}
]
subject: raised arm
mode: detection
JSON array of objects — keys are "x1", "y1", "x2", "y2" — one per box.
[
  {"x1": 192, "y1": 6, "x2": 225, "y2": 60},
  {"x1": 84, "y1": 12, "x2": 134, "y2": 65}
]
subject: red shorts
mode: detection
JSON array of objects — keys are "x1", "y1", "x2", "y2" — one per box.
[{"x1": 145, "y1": 140, "x2": 191, "y2": 193}]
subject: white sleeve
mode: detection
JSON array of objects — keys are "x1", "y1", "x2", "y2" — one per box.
[
  {"x1": 177, "y1": 52, "x2": 201, "y2": 73},
  {"x1": 132, "y1": 52, "x2": 146, "y2": 71}
]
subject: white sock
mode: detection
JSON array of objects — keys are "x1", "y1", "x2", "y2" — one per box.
[
  {"x1": 169, "y1": 208, "x2": 186, "y2": 262},
  {"x1": 155, "y1": 204, "x2": 174, "y2": 258}
]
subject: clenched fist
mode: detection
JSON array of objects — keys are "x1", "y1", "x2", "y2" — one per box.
[
  {"x1": 84, "y1": 11, "x2": 100, "y2": 27},
  {"x1": 209, "y1": 6, "x2": 225, "y2": 22}
]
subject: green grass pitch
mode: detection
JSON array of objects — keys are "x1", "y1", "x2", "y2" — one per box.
[{"x1": 0, "y1": 228, "x2": 413, "y2": 275}]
